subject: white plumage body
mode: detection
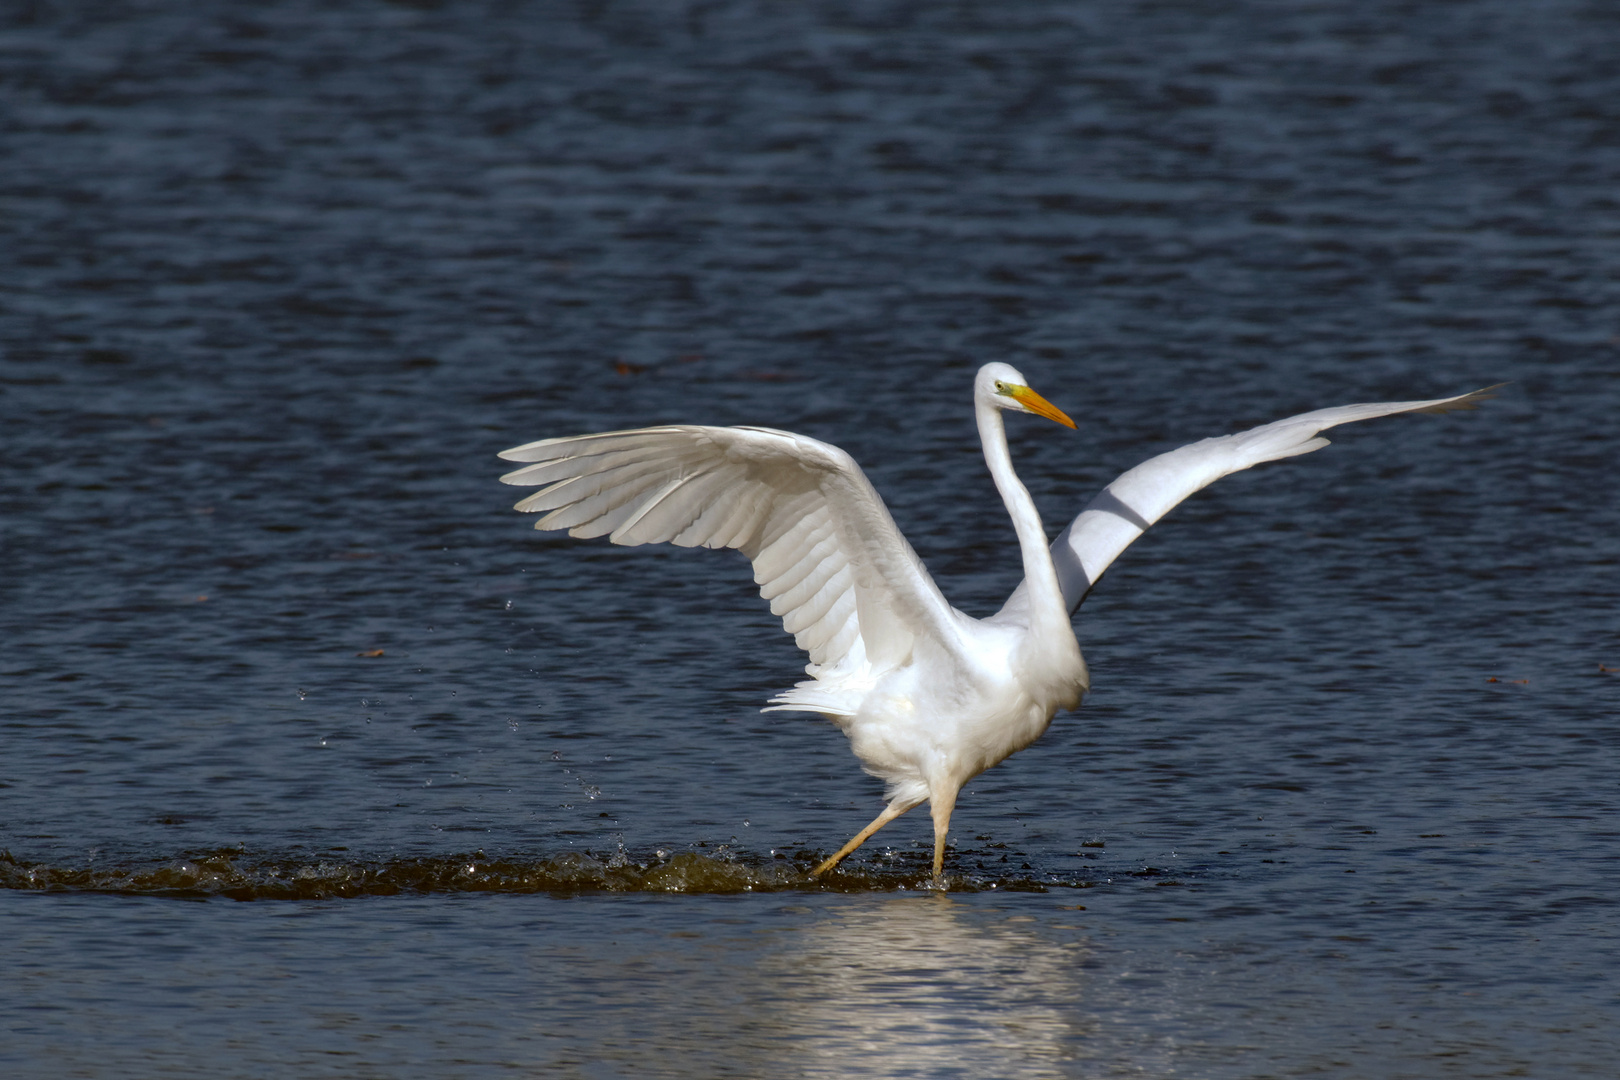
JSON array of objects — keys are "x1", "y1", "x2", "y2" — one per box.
[
  {"x1": 834, "y1": 609, "x2": 1084, "y2": 813},
  {"x1": 499, "y1": 363, "x2": 1494, "y2": 879}
]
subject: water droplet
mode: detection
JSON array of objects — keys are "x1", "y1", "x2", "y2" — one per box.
[
  {"x1": 507, "y1": 718, "x2": 520, "y2": 732},
  {"x1": 505, "y1": 599, "x2": 514, "y2": 610},
  {"x1": 296, "y1": 688, "x2": 308, "y2": 701},
  {"x1": 742, "y1": 819, "x2": 750, "y2": 827}
]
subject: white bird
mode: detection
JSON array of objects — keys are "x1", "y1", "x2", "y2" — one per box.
[{"x1": 499, "y1": 364, "x2": 1494, "y2": 883}]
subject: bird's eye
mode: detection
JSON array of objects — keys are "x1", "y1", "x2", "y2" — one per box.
[{"x1": 994, "y1": 381, "x2": 1012, "y2": 396}]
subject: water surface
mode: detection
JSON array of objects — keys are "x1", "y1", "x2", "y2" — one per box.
[{"x1": 2, "y1": 2, "x2": 1617, "y2": 1076}]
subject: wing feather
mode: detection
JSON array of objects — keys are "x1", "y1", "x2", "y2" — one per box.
[
  {"x1": 769, "y1": 549, "x2": 848, "y2": 616},
  {"x1": 501, "y1": 424, "x2": 963, "y2": 709},
  {"x1": 997, "y1": 384, "x2": 1501, "y2": 618},
  {"x1": 500, "y1": 445, "x2": 678, "y2": 489},
  {"x1": 625, "y1": 469, "x2": 762, "y2": 547},
  {"x1": 539, "y1": 476, "x2": 669, "y2": 533},
  {"x1": 607, "y1": 473, "x2": 701, "y2": 545},
  {"x1": 711, "y1": 486, "x2": 777, "y2": 550},
  {"x1": 755, "y1": 513, "x2": 835, "y2": 594},
  {"x1": 819, "y1": 610, "x2": 862, "y2": 667},
  {"x1": 752, "y1": 490, "x2": 823, "y2": 553},
  {"x1": 666, "y1": 472, "x2": 758, "y2": 548},
  {"x1": 797, "y1": 589, "x2": 859, "y2": 657},
  {"x1": 780, "y1": 561, "x2": 853, "y2": 634},
  {"x1": 763, "y1": 532, "x2": 840, "y2": 602}
]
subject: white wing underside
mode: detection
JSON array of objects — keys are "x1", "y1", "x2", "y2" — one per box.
[
  {"x1": 499, "y1": 425, "x2": 963, "y2": 717},
  {"x1": 996, "y1": 384, "x2": 1501, "y2": 620}
]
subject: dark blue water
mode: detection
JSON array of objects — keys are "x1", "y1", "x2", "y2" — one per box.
[{"x1": 3, "y1": 2, "x2": 1617, "y2": 1076}]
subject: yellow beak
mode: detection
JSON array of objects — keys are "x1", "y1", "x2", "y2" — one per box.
[{"x1": 1008, "y1": 384, "x2": 1076, "y2": 428}]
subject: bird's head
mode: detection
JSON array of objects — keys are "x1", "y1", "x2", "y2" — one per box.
[{"x1": 976, "y1": 362, "x2": 1076, "y2": 428}]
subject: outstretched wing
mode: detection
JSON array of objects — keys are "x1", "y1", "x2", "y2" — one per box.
[
  {"x1": 997, "y1": 385, "x2": 1500, "y2": 618},
  {"x1": 499, "y1": 425, "x2": 964, "y2": 714}
]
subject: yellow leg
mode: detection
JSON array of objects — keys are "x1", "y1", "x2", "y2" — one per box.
[
  {"x1": 929, "y1": 788, "x2": 958, "y2": 885},
  {"x1": 810, "y1": 801, "x2": 912, "y2": 877}
]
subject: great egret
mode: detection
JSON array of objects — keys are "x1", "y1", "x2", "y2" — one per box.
[{"x1": 499, "y1": 364, "x2": 1494, "y2": 882}]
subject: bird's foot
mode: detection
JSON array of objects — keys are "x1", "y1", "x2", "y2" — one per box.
[{"x1": 808, "y1": 854, "x2": 842, "y2": 878}]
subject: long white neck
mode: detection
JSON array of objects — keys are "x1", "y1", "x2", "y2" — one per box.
[{"x1": 976, "y1": 398, "x2": 1069, "y2": 632}]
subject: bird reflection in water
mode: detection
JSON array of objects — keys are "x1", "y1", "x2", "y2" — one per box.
[{"x1": 774, "y1": 896, "x2": 1092, "y2": 1076}]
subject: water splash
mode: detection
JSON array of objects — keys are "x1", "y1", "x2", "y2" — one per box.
[{"x1": 0, "y1": 849, "x2": 1095, "y2": 900}]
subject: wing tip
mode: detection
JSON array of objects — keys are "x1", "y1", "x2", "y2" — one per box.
[
  {"x1": 497, "y1": 426, "x2": 700, "y2": 464},
  {"x1": 1413, "y1": 382, "x2": 1508, "y2": 414},
  {"x1": 497, "y1": 436, "x2": 569, "y2": 463}
]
